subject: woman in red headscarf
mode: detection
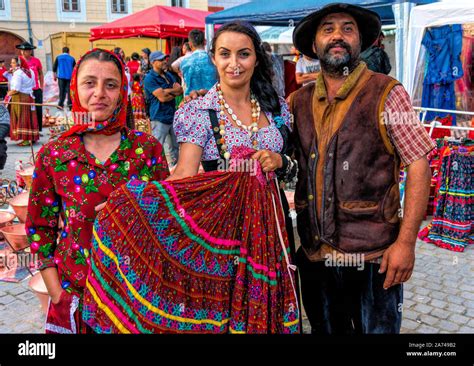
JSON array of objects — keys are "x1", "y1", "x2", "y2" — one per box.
[
  {"x1": 5, "y1": 56, "x2": 39, "y2": 146},
  {"x1": 25, "y1": 49, "x2": 170, "y2": 334}
]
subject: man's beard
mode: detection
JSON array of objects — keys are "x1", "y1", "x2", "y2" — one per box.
[{"x1": 316, "y1": 40, "x2": 360, "y2": 78}]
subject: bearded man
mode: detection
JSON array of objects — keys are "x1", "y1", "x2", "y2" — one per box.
[{"x1": 289, "y1": 3, "x2": 435, "y2": 334}]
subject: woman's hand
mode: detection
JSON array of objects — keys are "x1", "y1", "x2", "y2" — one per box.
[
  {"x1": 252, "y1": 150, "x2": 283, "y2": 172},
  {"x1": 166, "y1": 143, "x2": 202, "y2": 181},
  {"x1": 179, "y1": 89, "x2": 208, "y2": 108}
]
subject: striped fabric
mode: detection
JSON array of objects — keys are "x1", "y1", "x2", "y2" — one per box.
[
  {"x1": 419, "y1": 143, "x2": 474, "y2": 251},
  {"x1": 82, "y1": 147, "x2": 300, "y2": 333},
  {"x1": 9, "y1": 92, "x2": 39, "y2": 142}
]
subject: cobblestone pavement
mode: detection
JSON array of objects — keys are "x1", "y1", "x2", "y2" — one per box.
[{"x1": 0, "y1": 132, "x2": 473, "y2": 334}]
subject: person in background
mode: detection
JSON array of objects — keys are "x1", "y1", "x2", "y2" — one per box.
[
  {"x1": 290, "y1": 46, "x2": 301, "y2": 62},
  {"x1": 0, "y1": 60, "x2": 8, "y2": 100},
  {"x1": 171, "y1": 42, "x2": 192, "y2": 78},
  {"x1": 5, "y1": 56, "x2": 39, "y2": 146},
  {"x1": 360, "y1": 31, "x2": 392, "y2": 75},
  {"x1": 168, "y1": 46, "x2": 182, "y2": 82},
  {"x1": 139, "y1": 47, "x2": 152, "y2": 76},
  {"x1": 171, "y1": 42, "x2": 192, "y2": 97},
  {"x1": 168, "y1": 46, "x2": 184, "y2": 107},
  {"x1": 127, "y1": 52, "x2": 141, "y2": 76},
  {"x1": 130, "y1": 73, "x2": 149, "y2": 131},
  {"x1": 180, "y1": 29, "x2": 217, "y2": 96},
  {"x1": 262, "y1": 42, "x2": 285, "y2": 97},
  {"x1": 295, "y1": 54, "x2": 321, "y2": 86},
  {"x1": 144, "y1": 51, "x2": 183, "y2": 166},
  {"x1": 16, "y1": 42, "x2": 44, "y2": 132},
  {"x1": 53, "y1": 47, "x2": 76, "y2": 109},
  {"x1": 0, "y1": 104, "x2": 10, "y2": 170},
  {"x1": 113, "y1": 47, "x2": 126, "y2": 63}
]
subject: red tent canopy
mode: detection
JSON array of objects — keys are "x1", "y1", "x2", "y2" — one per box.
[{"x1": 90, "y1": 5, "x2": 212, "y2": 41}]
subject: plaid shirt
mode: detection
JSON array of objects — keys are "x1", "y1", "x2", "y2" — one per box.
[{"x1": 385, "y1": 85, "x2": 435, "y2": 166}]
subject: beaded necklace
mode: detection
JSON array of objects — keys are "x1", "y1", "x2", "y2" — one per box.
[{"x1": 216, "y1": 83, "x2": 261, "y2": 159}]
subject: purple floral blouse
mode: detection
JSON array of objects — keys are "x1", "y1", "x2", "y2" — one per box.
[{"x1": 173, "y1": 84, "x2": 292, "y2": 160}]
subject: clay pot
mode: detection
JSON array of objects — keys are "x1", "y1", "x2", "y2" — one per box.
[
  {"x1": 0, "y1": 223, "x2": 28, "y2": 251},
  {"x1": 0, "y1": 212, "x2": 16, "y2": 240},
  {"x1": 28, "y1": 272, "x2": 50, "y2": 315},
  {"x1": 8, "y1": 191, "x2": 29, "y2": 223}
]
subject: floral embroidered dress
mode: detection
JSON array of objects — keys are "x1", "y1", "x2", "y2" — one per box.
[
  {"x1": 130, "y1": 80, "x2": 147, "y2": 120},
  {"x1": 26, "y1": 128, "x2": 169, "y2": 332}
]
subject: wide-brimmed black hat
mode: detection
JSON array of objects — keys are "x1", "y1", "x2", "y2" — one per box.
[
  {"x1": 293, "y1": 3, "x2": 381, "y2": 59},
  {"x1": 16, "y1": 41, "x2": 36, "y2": 50}
]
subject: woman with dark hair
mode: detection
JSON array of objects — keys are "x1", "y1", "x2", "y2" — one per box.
[
  {"x1": 26, "y1": 49, "x2": 169, "y2": 334},
  {"x1": 127, "y1": 52, "x2": 140, "y2": 76},
  {"x1": 172, "y1": 21, "x2": 295, "y2": 178},
  {"x1": 82, "y1": 22, "x2": 300, "y2": 334},
  {"x1": 139, "y1": 47, "x2": 152, "y2": 76},
  {"x1": 172, "y1": 21, "x2": 298, "y2": 261},
  {"x1": 168, "y1": 46, "x2": 183, "y2": 107}
]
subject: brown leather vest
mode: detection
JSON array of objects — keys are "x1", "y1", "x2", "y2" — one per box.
[{"x1": 292, "y1": 73, "x2": 401, "y2": 256}]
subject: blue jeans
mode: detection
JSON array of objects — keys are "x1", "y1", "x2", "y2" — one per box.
[
  {"x1": 150, "y1": 120, "x2": 179, "y2": 165},
  {"x1": 296, "y1": 248, "x2": 403, "y2": 334}
]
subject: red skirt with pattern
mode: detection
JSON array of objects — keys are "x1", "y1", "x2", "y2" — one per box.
[{"x1": 82, "y1": 147, "x2": 300, "y2": 333}]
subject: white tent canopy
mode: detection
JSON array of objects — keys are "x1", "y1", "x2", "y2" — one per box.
[
  {"x1": 256, "y1": 26, "x2": 294, "y2": 44},
  {"x1": 404, "y1": 0, "x2": 474, "y2": 98}
]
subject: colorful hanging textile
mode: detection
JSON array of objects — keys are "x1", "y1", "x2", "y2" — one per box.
[
  {"x1": 421, "y1": 24, "x2": 464, "y2": 125},
  {"x1": 419, "y1": 141, "x2": 474, "y2": 251},
  {"x1": 82, "y1": 147, "x2": 300, "y2": 333}
]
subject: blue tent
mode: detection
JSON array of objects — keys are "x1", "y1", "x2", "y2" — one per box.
[
  {"x1": 205, "y1": 0, "x2": 438, "y2": 81},
  {"x1": 205, "y1": 0, "x2": 436, "y2": 26}
]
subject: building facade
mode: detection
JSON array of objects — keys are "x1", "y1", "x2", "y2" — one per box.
[
  {"x1": 0, "y1": 0, "x2": 209, "y2": 69},
  {"x1": 207, "y1": 0, "x2": 249, "y2": 12}
]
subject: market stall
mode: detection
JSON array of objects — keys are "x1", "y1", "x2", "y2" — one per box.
[
  {"x1": 90, "y1": 5, "x2": 213, "y2": 53},
  {"x1": 402, "y1": 1, "x2": 474, "y2": 252}
]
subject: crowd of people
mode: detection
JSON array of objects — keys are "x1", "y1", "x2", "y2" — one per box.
[{"x1": 19, "y1": 2, "x2": 435, "y2": 335}]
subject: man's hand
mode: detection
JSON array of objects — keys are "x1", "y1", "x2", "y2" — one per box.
[
  {"x1": 378, "y1": 156, "x2": 430, "y2": 290},
  {"x1": 379, "y1": 240, "x2": 415, "y2": 289},
  {"x1": 252, "y1": 150, "x2": 283, "y2": 172}
]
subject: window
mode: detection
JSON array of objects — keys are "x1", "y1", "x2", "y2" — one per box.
[
  {"x1": 111, "y1": 0, "x2": 127, "y2": 13},
  {"x1": 171, "y1": 0, "x2": 185, "y2": 7},
  {"x1": 63, "y1": 0, "x2": 80, "y2": 12},
  {"x1": 0, "y1": 0, "x2": 5, "y2": 11}
]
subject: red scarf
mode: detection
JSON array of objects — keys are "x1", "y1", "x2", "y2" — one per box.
[
  {"x1": 62, "y1": 49, "x2": 128, "y2": 137},
  {"x1": 19, "y1": 56, "x2": 32, "y2": 78}
]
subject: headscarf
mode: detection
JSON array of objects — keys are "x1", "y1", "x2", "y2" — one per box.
[
  {"x1": 62, "y1": 49, "x2": 128, "y2": 137},
  {"x1": 18, "y1": 56, "x2": 32, "y2": 78}
]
